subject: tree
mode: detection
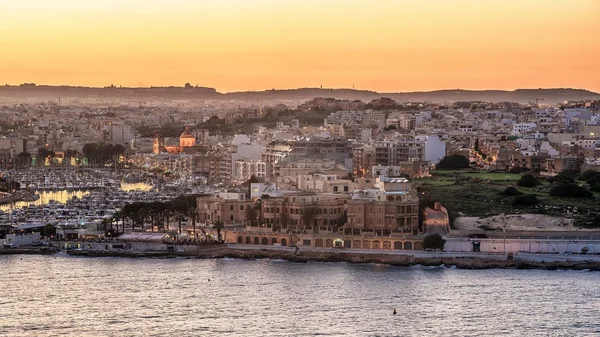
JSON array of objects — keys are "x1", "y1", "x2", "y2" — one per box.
[
  {"x1": 580, "y1": 170, "x2": 600, "y2": 182},
  {"x1": 500, "y1": 186, "x2": 523, "y2": 196},
  {"x1": 517, "y1": 174, "x2": 540, "y2": 187},
  {"x1": 436, "y1": 155, "x2": 470, "y2": 170},
  {"x1": 335, "y1": 211, "x2": 348, "y2": 232},
  {"x1": 302, "y1": 207, "x2": 316, "y2": 231},
  {"x1": 549, "y1": 183, "x2": 592, "y2": 199},
  {"x1": 38, "y1": 147, "x2": 55, "y2": 159},
  {"x1": 587, "y1": 175, "x2": 600, "y2": 186},
  {"x1": 64, "y1": 149, "x2": 79, "y2": 158},
  {"x1": 213, "y1": 221, "x2": 224, "y2": 243},
  {"x1": 552, "y1": 174, "x2": 574, "y2": 184},
  {"x1": 423, "y1": 234, "x2": 446, "y2": 252},
  {"x1": 246, "y1": 205, "x2": 258, "y2": 226},
  {"x1": 512, "y1": 195, "x2": 540, "y2": 207},
  {"x1": 474, "y1": 138, "x2": 480, "y2": 153}
]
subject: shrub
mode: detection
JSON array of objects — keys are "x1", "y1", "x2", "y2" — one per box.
[
  {"x1": 512, "y1": 194, "x2": 540, "y2": 207},
  {"x1": 517, "y1": 174, "x2": 540, "y2": 187},
  {"x1": 591, "y1": 183, "x2": 600, "y2": 192},
  {"x1": 549, "y1": 183, "x2": 592, "y2": 199},
  {"x1": 579, "y1": 170, "x2": 600, "y2": 181},
  {"x1": 560, "y1": 170, "x2": 581, "y2": 179},
  {"x1": 552, "y1": 174, "x2": 575, "y2": 184},
  {"x1": 423, "y1": 233, "x2": 446, "y2": 251},
  {"x1": 436, "y1": 155, "x2": 470, "y2": 170},
  {"x1": 500, "y1": 186, "x2": 523, "y2": 196},
  {"x1": 587, "y1": 175, "x2": 600, "y2": 186}
]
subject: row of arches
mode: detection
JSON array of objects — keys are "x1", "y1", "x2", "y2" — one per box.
[
  {"x1": 238, "y1": 236, "x2": 288, "y2": 247},
  {"x1": 236, "y1": 236, "x2": 422, "y2": 250}
]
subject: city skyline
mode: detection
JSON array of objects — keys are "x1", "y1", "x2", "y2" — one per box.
[{"x1": 1, "y1": 0, "x2": 599, "y2": 92}]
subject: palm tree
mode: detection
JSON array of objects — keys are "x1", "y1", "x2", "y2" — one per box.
[
  {"x1": 163, "y1": 207, "x2": 172, "y2": 232},
  {"x1": 175, "y1": 212, "x2": 185, "y2": 242},
  {"x1": 214, "y1": 221, "x2": 224, "y2": 243},
  {"x1": 189, "y1": 206, "x2": 197, "y2": 242}
]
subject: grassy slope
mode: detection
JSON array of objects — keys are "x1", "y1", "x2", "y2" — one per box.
[{"x1": 416, "y1": 170, "x2": 600, "y2": 227}]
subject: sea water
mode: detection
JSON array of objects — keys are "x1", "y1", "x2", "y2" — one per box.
[{"x1": 1, "y1": 255, "x2": 599, "y2": 336}]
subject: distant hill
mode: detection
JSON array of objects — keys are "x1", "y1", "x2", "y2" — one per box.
[
  {"x1": 383, "y1": 88, "x2": 600, "y2": 104},
  {"x1": 1, "y1": 84, "x2": 598, "y2": 104}
]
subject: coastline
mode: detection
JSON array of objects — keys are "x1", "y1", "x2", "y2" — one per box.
[{"x1": 4, "y1": 246, "x2": 600, "y2": 271}]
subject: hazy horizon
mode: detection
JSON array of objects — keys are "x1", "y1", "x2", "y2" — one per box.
[
  {"x1": 2, "y1": 0, "x2": 599, "y2": 92},
  {"x1": 2, "y1": 82, "x2": 600, "y2": 95}
]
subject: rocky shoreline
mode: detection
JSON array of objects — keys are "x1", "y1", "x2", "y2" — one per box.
[{"x1": 4, "y1": 246, "x2": 595, "y2": 271}]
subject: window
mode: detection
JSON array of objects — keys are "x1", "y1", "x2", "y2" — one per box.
[
  {"x1": 240, "y1": 205, "x2": 244, "y2": 210},
  {"x1": 230, "y1": 205, "x2": 234, "y2": 211},
  {"x1": 344, "y1": 186, "x2": 349, "y2": 192}
]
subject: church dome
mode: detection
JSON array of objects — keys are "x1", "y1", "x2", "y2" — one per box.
[{"x1": 180, "y1": 126, "x2": 195, "y2": 139}]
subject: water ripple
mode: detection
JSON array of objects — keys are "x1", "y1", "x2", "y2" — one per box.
[{"x1": 1, "y1": 255, "x2": 599, "y2": 336}]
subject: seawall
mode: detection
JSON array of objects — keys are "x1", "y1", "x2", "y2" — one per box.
[{"x1": 5, "y1": 245, "x2": 600, "y2": 271}]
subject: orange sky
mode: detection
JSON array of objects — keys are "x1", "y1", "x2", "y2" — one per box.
[{"x1": 1, "y1": 0, "x2": 599, "y2": 92}]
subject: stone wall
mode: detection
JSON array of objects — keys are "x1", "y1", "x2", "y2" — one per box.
[{"x1": 224, "y1": 230, "x2": 424, "y2": 251}]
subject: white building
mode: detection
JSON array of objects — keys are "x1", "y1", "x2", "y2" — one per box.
[
  {"x1": 233, "y1": 159, "x2": 267, "y2": 182},
  {"x1": 108, "y1": 123, "x2": 135, "y2": 145},
  {"x1": 512, "y1": 123, "x2": 537, "y2": 135},
  {"x1": 414, "y1": 135, "x2": 446, "y2": 165}
]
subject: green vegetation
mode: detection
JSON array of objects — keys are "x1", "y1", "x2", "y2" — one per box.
[
  {"x1": 82, "y1": 143, "x2": 125, "y2": 163},
  {"x1": 517, "y1": 174, "x2": 540, "y2": 187},
  {"x1": 548, "y1": 183, "x2": 592, "y2": 199},
  {"x1": 511, "y1": 195, "x2": 540, "y2": 207},
  {"x1": 579, "y1": 170, "x2": 600, "y2": 181},
  {"x1": 500, "y1": 187, "x2": 523, "y2": 196},
  {"x1": 417, "y1": 170, "x2": 600, "y2": 228},
  {"x1": 194, "y1": 109, "x2": 330, "y2": 135},
  {"x1": 423, "y1": 234, "x2": 446, "y2": 251},
  {"x1": 436, "y1": 155, "x2": 470, "y2": 170}
]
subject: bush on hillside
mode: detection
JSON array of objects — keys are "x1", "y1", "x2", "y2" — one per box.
[
  {"x1": 551, "y1": 174, "x2": 575, "y2": 184},
  {"x1": 587, "y1": 175, "x2": 600, "y2": 186},
  {"x1": 559, "y1": 170, "x2": 581, "y2": 179},
  {"x1": 591, "y1": 183, "x2": 600, "y2": 192},
  {"x1": 580, "y1": 170, "x2": 600, "y2": 182},
  {"x1": 517, "y1": 174, "x2": 540, "y2": 188},
  {"x1": 511, "y1": 194, "x2": 540, "y2": 207},
  {"x1": 436, "y1": 155, "x2": 470, "y2": 170},
  {"x1": 549, "y1": 183, "x2": 592, "y2": 199},
  {"x1": 500, "y1": 186, "x2": 523, "y2": 196}
]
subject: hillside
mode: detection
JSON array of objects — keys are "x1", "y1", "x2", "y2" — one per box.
[{"x1": 0, "y1": 85, "x2": 598, "y2": 104}]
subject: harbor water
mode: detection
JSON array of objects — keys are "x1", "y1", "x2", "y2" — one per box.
[{"x1": 1, "y1": 255, "x2": 599, "y2": 337}]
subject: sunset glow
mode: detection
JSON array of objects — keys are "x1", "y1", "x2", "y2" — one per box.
[{"x1": 1, "y1": 0, "x2": 599, "y2": 92}]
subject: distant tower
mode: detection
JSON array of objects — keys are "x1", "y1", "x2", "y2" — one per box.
[{"x1": 153, "y1": 133, "x2": 164, "y2": 154}]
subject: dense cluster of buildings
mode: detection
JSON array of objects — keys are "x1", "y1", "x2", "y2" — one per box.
[{"x1": 2, "y1": 92, "x2": 599, "y2": 249}]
